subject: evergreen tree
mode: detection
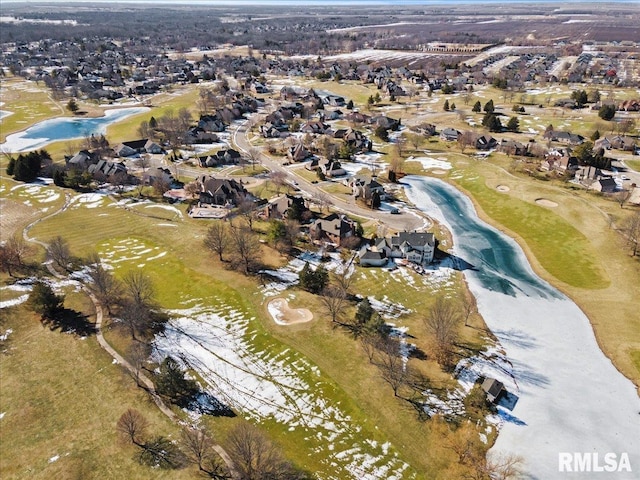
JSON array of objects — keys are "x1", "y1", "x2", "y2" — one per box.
[
  {"x1": 590, "y1": 130, "x2": 600, "y2": 141},
  {"x1": 483, "y1": 99, "x2": 495, "y2": 113},
  {"x1": 155, "y1": 357, "x2": 199, "y2": 406},
  {"x1": 28, "y1": 280, "x2": 64, "y2": 319},
  {"x1": 346, "y1": 99, "x2": 354, "y2": 110},
  {"x1": 299, "y1": 262, "x2": 329, "y2": 294},
  {"x1": 6, "y1": 157, "x2": 15, "y2": 176},
  {"x1": 443, "y1": 99, "x2": 450, "y2": 111},
  {"x1": 450, "y1": 102, "x2": 456, "y2": 111},
  {"x1": 355, "y1": 298, "x2": 374, "y2": 325},
  {"x1": 506, "y1": 116, "x2": 519, "y2": 132},
  {"x1": 598, "y1": 104, "x2": 616, "y2": 121},
  {"x1": 472, "y1": 101, "x2": 481, "y2": 113}
]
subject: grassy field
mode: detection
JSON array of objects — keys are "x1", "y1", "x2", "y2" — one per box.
[
  {"x1": 0, "y1": 77, "x2": 65, "y2": 142},
  {"x1": 0, "y1": 292, "x2": 199, "y2": 480}
]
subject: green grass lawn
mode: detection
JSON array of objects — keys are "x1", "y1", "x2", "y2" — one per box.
[
  {"x1": 0, "y1": 301, "x2": 195, "y2": 480},
  {"x1": 0, "y1": 77, "x2": 64, "y2": 142},
  {"x1": 451, "y1": 169, "x2": 609, "y2": 289},
  {"x1": 624, "y1": 159, "x2": 640, "y2": 171}
]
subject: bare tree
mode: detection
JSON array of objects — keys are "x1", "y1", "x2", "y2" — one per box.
[
  {"x1": 229, "y1": 225, "x2": 262, "y2": 275},
  {"x1": 152, "y1": 177, "x2": 171, "y2": 197},
  {"x1": 615, "y1": 189, "x2": 632, "y2": 209},
  {"x1": 127, "y1": 341, "x2": 150, "y2": 387},
  {"x1": 313, "y1": 191, "x2": 332, "y2": 213},
  {"x1": 376, "y1": 338, "x2": 409, "y2": 397},
  {"x1": 181, "y1": 427, "x2": 229, "y2": 478},
  {"x1": 485, "y1": 452, "x2": 524, "y2": 480},
  {"x1": 204, "y1": 221, "x2": 231, "y2": 262},
  {"x1": 84, "y1": 252, "x2": 122, "y2": 315},
  {"x1": 622, "y1": 210, "x2": 640, "y2": 256},
  {"x1": 458, "y1": 131, "x2": 476, "y2": 154},
  {"x1": 117, "y1": 409, "x2": 149, "y2": 447},
  {"x1": 225, "y1": 423, "x2": 297, "y2": 480},
  {"x1": 319, "y1": 286, "x2": 348, "y2": 325},
  {"x1": 245, "y1": 147, "x2": 262, "y2": 171},
  {"x1": 0, "y1": 235, "x2": 30, "y2": 277},
  {"x1": 122, "y1": 270, "x2": 156, "y2": 309},
  {"x1": 270, "y1": 170, "x2": 287, "y2": 195},
  {"x1": 389, "y1": 152, "x2": 406, "y2": 176},
  {"x1": 462, "y1": 291, "x2": 477, "y2": 327},
  {"x1": 405, "y1": 132, "x2": 422, "y2": 151},
  {"x1": 423, "y1": 297, "x2": 461, "y2": 368},
  {"x1": 237, "y1": 196, "x2": 257, "y2": 231},
  {"x1": 283, "y1": 219, "x2": 301, "y2": 248},
  {"x1": 47, "y1": 236, "x2": 73, "y2": 272}
]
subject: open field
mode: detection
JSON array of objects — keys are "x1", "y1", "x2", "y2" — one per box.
[
  {"x1": 0, "y1": 299, "x2": 196, "y2": 480},
  {"x1": 0, "y1": 77, "x2": 65, "y2": 143}
]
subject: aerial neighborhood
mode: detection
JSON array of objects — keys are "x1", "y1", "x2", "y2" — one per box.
[{"x1": 1, "y1": 3, "x2": 639, "y2": 480}]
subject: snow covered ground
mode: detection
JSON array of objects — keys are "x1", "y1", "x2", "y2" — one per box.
[
  {"x1": 153, "y1": 299, "x2": 412, "y2": 479},
  {"x1": 403, "y1": 176, "x2": 640, "y2": 479}
]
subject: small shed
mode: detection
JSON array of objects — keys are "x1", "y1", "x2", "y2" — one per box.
[{"x1": 481, "y1": 377, "x2": 504, "y2": 403}]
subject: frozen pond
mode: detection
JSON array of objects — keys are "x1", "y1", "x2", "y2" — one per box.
[
  {"x1": 403, "y1": 175, "x2": 639, "y2": 479},
  {"x1": 1, "y1": 107, "x2": 148, "y2": 152}
]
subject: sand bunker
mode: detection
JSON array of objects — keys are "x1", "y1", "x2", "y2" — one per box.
[
  {"x1": 535, "y1": 198, "x2": 558, "y2": 207},
  {"x1": 267, "y1": 298, "x2": 313, "y2": 326},
  {"x1": 496, "y1": 185, "x2": 510, "y2": 192}
]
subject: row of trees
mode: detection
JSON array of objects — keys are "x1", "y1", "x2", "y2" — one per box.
[
  {"x1": 117, "y1": 409, "x2": 310, "y2": 479},
  {"x1": 6, "y1": 150, "x2": 51, "y2": 182}
]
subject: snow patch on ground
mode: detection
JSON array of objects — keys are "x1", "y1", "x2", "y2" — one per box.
[
  {"x1": 406, "y1": 156, "x2": 452, "y2": 170},
  {"x1": 153, "y1": 300, "x2": 411, "y2": 479}
]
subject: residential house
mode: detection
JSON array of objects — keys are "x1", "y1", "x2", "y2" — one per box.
[
  {"x1": 597, "y1": 177, "x2": 619, "y2": 193},
  {"x1": 597, "y1": 135, "x2": 636, "y2": 152},
  {"x1": 543, "y1": 130, "x2": 584, "y2": 145},
  {"x1": 411, "y1": 123, "x2": 436, "y2": 137},
  {"x1": 370, "y1": 115, "x2": 401, "y2": 131},
  {"x1": 348, "y1": 175, "x2": 385, "y2": 200},
  {"x1": 198, "y1": 149, "x2": 241, "y2": 167},
  {"x1": 320, "y1": 159, "x2": 346, "y2": 178},
  {"x1": 498, "y1": 139, "x2": 528, "y2": 156},
  {"x1": 144, "y1": 167, "x2": 179, "y2": 187},
  {"x1": 288, "y1": 143, "x2": 313, "y2": 162},
  {"x1": 144, "y1": 139, "x2": 164, "y2": 154},
  {"x1": 262, "y1": 194, "x2": 307, "y2": 219},
  {"x1": 372, "y1": 231, "x2": 435, "y2": 266},
  {"x1": 440, "y1": 128, "x2": 460, "y2": 142},
  {"x1": 344, "y1": 111, "x2": 371, "y2": 125},
  {"x1": 114, "y1": 139, "x2": 149, "y2": 157},
  {"x1": 341, "y1": 128, "x2": 372, "y2": 153},
  {"x1": 198, "y1": 114, "x2": 226, "y2": 133},
  {"x1": 197, "y1": 175, "x2": 250, "y2": 206},
  {"x1": 300, "y1": 120, "x2": 331, "y2": 135},
  {"x1": 481, "y1": 378, "x2": 504, "y2": 403},
  {"x1": 260, "y1": 123, "x2": 285, "y2": 138},
  {"x1": 87, "y1": 159, "x2": 127, "y2": 178},
  {"x1": 310, "y1": 213, "x2": 360, "y2": 246},
  {"x1": 475, "y1": 135, "x2": 497, "y2": 151},
  {"x1": 66, "y1": 150, "x2": 99, "y2": 170},
  {"x1": 359, "y1": 249, "x2": 388, "y2": 267}
]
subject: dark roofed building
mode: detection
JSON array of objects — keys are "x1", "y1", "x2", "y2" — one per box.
[
  {"x1": 197, "y1": 175, "x2": 250, "y2": 206},
  {"x1": 481, "y1": 377, "x2": 504, "y2": 403}
]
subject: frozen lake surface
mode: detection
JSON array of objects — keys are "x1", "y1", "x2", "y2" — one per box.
[
  {"x1": 403, "y1": 175, "x2": 639, "y2": 479},
  {"x1": 1, "y1": 107, "x2": 148, "y2": 152}
]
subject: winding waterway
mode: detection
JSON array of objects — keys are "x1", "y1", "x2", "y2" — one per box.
[
  {"x1": 403, "y1": 175, "x2": 639, "y2": 479},
  {"x1": 1, "y1": 107, "x2": 148, "y2": 153}
]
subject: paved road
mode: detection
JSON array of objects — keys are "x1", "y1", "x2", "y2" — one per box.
[{"x1": 232, "y1": 124, "x2": 428, "y2": 232}]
